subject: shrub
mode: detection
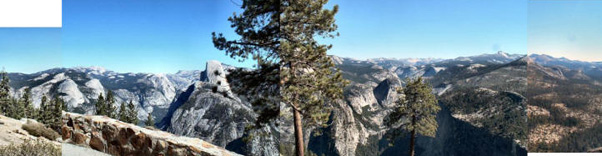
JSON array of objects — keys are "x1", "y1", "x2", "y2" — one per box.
[
  {"x1": 22, "y1": 122, "x2": 60, "y2": 140},
  {"x1": 0, "y1": 139, "x2": 60, "y2": 156}
]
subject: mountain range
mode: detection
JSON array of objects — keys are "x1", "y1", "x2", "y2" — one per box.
[
  {"x1": 6, "y1": 66, "x2": 205, "y2": 125},
  {"x1": 14, "y1": 52, "x2": 599, "y2": 155}
]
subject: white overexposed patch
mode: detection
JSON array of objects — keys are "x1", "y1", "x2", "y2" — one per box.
[
  {"x1": 433, "y1": 67, "x2": 447, "y2": 73},
  {"x1": 467, "y1": 64, "x2": 487, "y2": 71}
]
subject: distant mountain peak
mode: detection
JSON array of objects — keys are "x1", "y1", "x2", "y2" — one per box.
[
  {"x1": 497, "y1": 51, "x2": 509, "y2": 58},
  {"x1": 72, "y1": 66, "x2": 109, "y2": 74}
]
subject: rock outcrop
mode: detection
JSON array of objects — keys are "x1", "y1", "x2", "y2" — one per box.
[
  {"x1": 61, "y1": 112, "x2": 240, "y2": 156},
  {"x1": 160, "y1": 60, "x2": 279, "y2": 156}
]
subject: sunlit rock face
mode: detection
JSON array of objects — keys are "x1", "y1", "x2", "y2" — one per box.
[{"x1": 161, "y1": 60, "x2": 279, "y2": 156}]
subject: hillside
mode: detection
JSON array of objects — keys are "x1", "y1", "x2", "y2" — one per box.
[{"x1": 526, "y1": 54, "x2": 602, "y2": 152}]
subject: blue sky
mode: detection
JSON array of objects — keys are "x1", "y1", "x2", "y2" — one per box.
[
  {"x1": 0, "y1": 0, "x2": 545, "y2": 73},
  {"x1": 324, "y1": 0, "x2": 527, "y2": 59},
  {"x1": 529, "y1": 1, "x2": 602, "y2": 62},
  {"x1": 0, "y1": 28, "x2": 62, "y2": 73},
  {"x1": 60, "y1": 0, "x2": 249, "y2": 73}
]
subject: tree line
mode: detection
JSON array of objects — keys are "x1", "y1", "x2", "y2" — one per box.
[
  {"x1": 0, "y1": 70, "x2": 145, "y2": 129},
  {"x1": 94, "y1": 90, "x2": 140, "y2": 125},
  {"x1": 0, "y1": 71, "x2": 65, "y2": 130}
]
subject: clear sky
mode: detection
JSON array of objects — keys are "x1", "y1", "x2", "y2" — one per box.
[
  {"x1": 324, "y1": 0, "x2": 528, "y2": 59},
  {"x1": 2, "y1": 0, "x2": 529, "y2": 73},
  {"x1": 528, "y1": 1, "x2": 602, "y2": 62},
  {"x1": 1, "y1": 0, "x2": 249, "y2": 73},
  {"x1": 0, "y1": 28, "x2": 62, "y2": 73}
]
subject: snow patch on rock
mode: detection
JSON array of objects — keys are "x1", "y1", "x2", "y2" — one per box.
[{"x1": 33, "y1": 73, "x2": 49, "y2": 81}]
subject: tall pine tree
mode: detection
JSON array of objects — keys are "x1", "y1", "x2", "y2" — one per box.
[
  {"x1": 0, "y1": 70, "x2": 11, "y2": 116},
  {"x1": 384, "y1": 77, "x2": 440, "y2": 156},
  {"x1": 12, "y1": 97, "x2": 24, "y2": 119},
  {"x1": 40, "y1": 95, "x2": 55, "y2": 125},
  {"x1": 38, "y1": 96, "x2": 48, "y2": 122},
  {"x1": 212, "y1": 1, "x2": 345, "y2": 155},
  {"x1": 145, "y1": 113, "x2": 154, "y2": 127},
  {"x1": 95, "y1": 93, "x2": 105, "y2": 115},
  {"x1": 21, "y1": 87, "x2": 34, "y2": 118},
  {"x1": 118, "y1": 101, "x2": 127, "y2": 122},
  {"x1": 126, "y1": 100, "x2": 138, "y2": 125},
  {"x1": 48, "y1": 96, "x2": 64, "y2": 129},
  {"x1": 105, "y1": 90, "x2": 116, "y2": 118}
]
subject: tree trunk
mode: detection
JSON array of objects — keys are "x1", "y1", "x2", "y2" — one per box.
[
  {"x1": 293, "y1": 108, "x2": 304, "y2": 156},
  {"x1": 409, "y1": 115, "x2": 416, "y2": 156}
]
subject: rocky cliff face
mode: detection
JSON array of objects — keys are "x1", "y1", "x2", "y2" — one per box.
[
  {"x1": 160, "y1": 60, "x2": 279, "y2": 156},
  {"x1": 61, "y1": 112, "x2": 240, "y2": 156}
]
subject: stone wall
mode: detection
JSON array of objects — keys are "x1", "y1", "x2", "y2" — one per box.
[{"x1": 61, "y1": 112, "x2": 241, "y2": 156}]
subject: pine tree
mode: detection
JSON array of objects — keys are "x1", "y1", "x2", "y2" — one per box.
[
  {"x1": 212, "y1": 1, "x2": 345, "y2": 155},
  {"x1": 118, "y1": 101, "x2": 127, "y2": 122},
  {"x1": 21, "y1": 87, "x2": 34, "y2": 118},
  {"x1": 95, "y1": 94, "x2": 105, "y2": 115},
  {"x1": 145, "y1": 113, "x2": 154, "y2": 127},
  {"x1": 48, "y1": 96, "x2": 64, "y2": 129},
  {"x1": 38, "y1": 96, "x2": 48, "y2": 122},
  {"x1": 12, "y1": 97, "x2": 24, "y2": 119},
  {"x1": 384, "y1": 77, "x2": 440, "y2": 156},
  {"x1": 126, "y1": 100, "x2": 138, "y2": 124},
  {"x1": 105, "y1": 90, "x2": 116, "y2": 118},
  {"x1": 0, "y1": 70, "x2": 11, "y2": 115}
]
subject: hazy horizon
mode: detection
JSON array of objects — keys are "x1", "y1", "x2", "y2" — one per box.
[
  {"x1": 2, "y1": 51, "x2": 530, "y2": 74},
  {"x1": 528, "y1": 1, "x2": 602, "y2": 62}
]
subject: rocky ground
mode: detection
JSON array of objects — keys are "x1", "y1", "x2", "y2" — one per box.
[
  {"x1": 0, "y1": 115, "x2": 62, "y2": 156},
  {"x1": 0, "y1": 115, "x2": 60, "y2": 146}
]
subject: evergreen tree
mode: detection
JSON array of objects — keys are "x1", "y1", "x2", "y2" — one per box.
[
  {"x1": 126, "y1": 100, "x2": 138, "y2": 124},
  {"x1": 48, "y1": 96, "x2": 64, "y2": 129},
  {"x1": 145, "y1": 113, "x2": 154, "y2": 127},
  {"x1": 384, "y1": 77, "x2": 440, "y2": 156},
  {"x1": 41, "y1": 95, "x2": 54, "y2": 124},
  {"x1": 38, "y1": 96, "x2": 48, "y2": 122},
  {"x1": 11, "y1": 97, "x2": 24, "y2": 119},
  {"x1": 212, "y1": 1, "x2": 344, "y2": 155},
  {"x1": 95, "y1": 94, "x2": 105, "y2": 115},
  {"x1": 0, "y1": 70, "x2": 11, "y2": 115},
  {"x1": 118, "y1": 101, "x2": 127, "y2": 121},
  {"x1": 21, "y1": 87, "x2": 34, "y2": 118},
  {"x1": 105, "y1": 90, "x2": 116, "y2": 118}
]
